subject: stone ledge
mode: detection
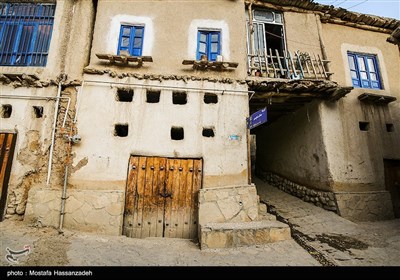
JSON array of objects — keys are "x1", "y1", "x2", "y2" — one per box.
[{"x1": 200, "y1": 220, "x2": 291, "y2": 249}]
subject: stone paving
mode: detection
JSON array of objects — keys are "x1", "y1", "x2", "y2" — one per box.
[{"x1": 254, "y1": 177, "x2": 400, "y2": 266}]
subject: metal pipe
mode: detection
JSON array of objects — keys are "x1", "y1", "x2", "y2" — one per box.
[
  {"x1": 58, "y1": 165, "x2": 68, "y2": 231},
  {"x1": 46, "y1": 82, "x2": 62, "y2": 185}
]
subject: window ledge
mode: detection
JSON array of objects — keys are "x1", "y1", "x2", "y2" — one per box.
[
  {"x1": 358, "y1": 93, "x2": 397, "y2": 105},
  {"x1": 96, "y1": 53, "x2": 153, "y2": 67},
  {"x1": 182, "y1": 59, "x2": 238, "y2": 70}
]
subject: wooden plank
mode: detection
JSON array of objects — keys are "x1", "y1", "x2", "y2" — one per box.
[
  {"x1": 176, "y1": 159, "x2": 189, "y2": 238},
  {"x1": 317, "y1": 54, "x2": 327, "y2": 79},
  {"x1": 190, "y1": 159, "x2": 202, "y2": 239},
  {"x1": 141, "y1": 157, "x2": 154, "y2": 237},
  {"x1": 0, "y1": 134, "x2": 12, "y2": 193},
  {"x1": 288, "y1": 51, "x2": 298, "y2": 78},
  {"x1": 257, "y1": 51, "x2": 263, "y2": 75},
  {"x1": 182, "y1": 159, "x2": 194, "y2": 239},
  {"x1": 163, "y1": 158, "x2": 174, "y2": 237},
  {"x1": 148, "y1": 157, "x2": 159, "y2": 237},
  {"x1": 0, "y1": 134, "x2": 8, "y2": 196},
  {"x1": 295, "y1": 51, "x2": 305, "y2": 78},
  {"x1": 309, "y1": 55, "x2": 318, "y2": 79},
  {"x1": 182, "y1": 60, "x2": 195, "y2": 65},
  {"x1": 275, "y1": 49, "x2": 284, "y2": 76},
  {"x1": 133, "y1": 156, "x2": 147, "y2": 238},
  {"x1": 269, "y1": 48, "x2": 277, "y2": 78},
  {"x1": 313, "y1": 53, "x2": 323, "y2": 78},
  {"x1": 155, "y1": 157, "x2": 167, "y2": 237},
  {"x1": 168, "y1": 159, "x2": 181, "y2": 238},
  {"x1": 0, "y1": 133, "x2": 16, "y2": 222},
  {"x1": 123, "y1": 156, "x2": 139, "y2": 237},
  {"x1": 263, "y1": 49, "x2": 269, "y2": 75}
]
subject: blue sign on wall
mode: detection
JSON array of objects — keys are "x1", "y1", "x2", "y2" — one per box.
[{"x1": 248, "y1": 107, "x2": 267, "y2": 129}]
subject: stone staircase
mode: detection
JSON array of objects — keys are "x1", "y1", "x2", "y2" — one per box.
[{"x1": 200, "y1": 200, "x2": 291, "y2": 249}]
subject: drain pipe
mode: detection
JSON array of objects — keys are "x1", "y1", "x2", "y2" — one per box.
[
  {"x1": 46, "y1": 81, "x2": 63, "y2": 185},
  {"x1": 58, "y1": 165, "x2": 69, "y2": 232}
]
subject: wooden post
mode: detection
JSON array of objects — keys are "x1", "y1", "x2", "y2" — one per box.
[{"x1": 247, "y1": 126, "x2": 252, "y2": 184}]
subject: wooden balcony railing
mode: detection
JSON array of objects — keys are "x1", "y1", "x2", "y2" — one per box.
[{"x1": 248, "y1": 49, "x2": 332, "y2": 80}]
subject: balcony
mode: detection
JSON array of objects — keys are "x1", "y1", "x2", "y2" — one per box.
[{"x1": 247, "y1": 49, "x2": 332, "y2": 80}]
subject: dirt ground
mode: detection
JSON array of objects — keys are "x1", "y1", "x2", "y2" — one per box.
[{"x1": 0, "y1": 218, "x2": 320, "y2": 267}]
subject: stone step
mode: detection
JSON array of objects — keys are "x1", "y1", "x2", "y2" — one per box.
[
  {"x1": 200, "y1": 220, "x2": 291, "y2": 249},
  {"x1": 257, "y1": 202, "x2": 276, "y2": 221}
]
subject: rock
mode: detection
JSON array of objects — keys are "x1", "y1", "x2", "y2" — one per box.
[{"x1": 217, "y1": 196, "x2": 242, "y2": 221}]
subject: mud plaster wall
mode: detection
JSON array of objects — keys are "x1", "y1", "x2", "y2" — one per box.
[
  {"x1": 89, "y1": 0, "x2": 247, "y2": 79},
  {"x1": 0, "y1": 85, "x2": 78, "y2": 218},
  {"x1": 319, "y1": 23, "x2": 400, "y2": 192},
  {"x1": 256, "y1": 100, "x2": 332, "y2": 191},
  {"x1": 0, "y1": 0, "x2": 95, "y2": 81},
  {"x1": 283, "y1": 12, "x2": 323, "y2": 57},
  {"x1": 70, "y1": 78, "x2": 249, "y2": 191},
  {"x1": 0, "y1": 86, "x2": 56, "y2": 216}
]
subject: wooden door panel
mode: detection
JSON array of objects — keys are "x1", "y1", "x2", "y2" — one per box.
[
  {"x1": 123, "y1": 156, "x2": 139, "y2": 237},
  {"x1": 0, "y1": 133, "x2": 17, "y2": 221},
  {"x1": 190, "y1": 159, "x2": 202, "y2": 239},
  {"x1": 124, "y1": 156, "x2": 202, "y2": 239},
  {"x1": 154, "y1": 157, "x2": 167, "y2": 237}
]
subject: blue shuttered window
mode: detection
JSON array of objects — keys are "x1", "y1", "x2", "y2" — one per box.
[
  {"x1": 117, "y1": 25, "x2": 144, "y2": 56},
  {"x1": 196, "y1": 30, "x2": 221, "y2": 61},
  {"x1": 347, "y1": 52, "x2": 382, "y2": 89},
  {"x1": 0, "y1": 3, "x2": 56, "y2": 67}
]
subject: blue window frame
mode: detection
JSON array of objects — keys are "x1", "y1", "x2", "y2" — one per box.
[
  {"x1": 117, "y1": 25, "x2": 144, "y2": 56},
  {"x1": 0, "y1": 3, "x2": 56, "y2": 67},
  {"x1": 347, "y1": 52, "x2": 382, "y2": 89},
  {"x1": 196, "y1": 30, "x2": 221, "y2": 61}
]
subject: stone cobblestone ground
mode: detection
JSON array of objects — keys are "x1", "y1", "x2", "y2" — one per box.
[{"x1": 254, "y1": 177, "x2": 400, "y2": 266}]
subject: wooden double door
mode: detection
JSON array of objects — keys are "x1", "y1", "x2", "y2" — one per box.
[
  {"x1": 0, "y1": 133, "x2": 17, "y2": 221},
  {"x1": 123, "y1": 156, "x2": 202, "y2": 239}
]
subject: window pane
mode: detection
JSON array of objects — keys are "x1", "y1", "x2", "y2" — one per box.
[
  {"x1": 370, "y1": 73, "x2": 377, "y2": 81},
  {"x1": 121, "y1": 37, "x2": 129, "y2": 47},
  {"x1": 133, "y1": 37, "x2": 142, "y2": 48},
  {"x1": 211, "y1": 42, "x2": 218, "y2": 53},
  {"x1": 135, "y1": 27, "x2": 143, "y2": 37},
  {"x1": 275, "y1": 13, "x2": 283, "y2": 23},
  {"x1": 358, "y1": 57, "x2": 366, "y2": 71},
  {"x1": 367, "y1": 58, "x2": 376, "y2": 72},
  {"x1": 122, "y1": 27, "x2": 130, "y2": 36},
  {"x1": 258, "y1": 24, "x2": 265, "y2": 51},
  {"x1": 348, "y1": 55, "x2": 356, "y2": 70},
  {"x1": 350, "y1": 70, "x2": 358, "y2": 79},
  {"x1": 254, "y1": 10, "x2": 274, "y2": 22},
  {"x1": 360, "y1": 72, "x2": 368, "y2": 80},
  {"x1": 211, "y1": 33, "x2": 219, "y2": 42},
  {"x1": 18, "y1": 25, "x2": 34, "y2": 52},
  {"x1": 199, "y1": 42, "x2": 206, "y2": 53},
  {"x1": 200, "y1": 33, "x2": 207, "y2": 42}
]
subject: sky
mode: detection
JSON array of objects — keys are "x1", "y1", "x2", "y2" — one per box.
[{"x1": 313, "y1": 0, "x2": 400, "y2": 19}]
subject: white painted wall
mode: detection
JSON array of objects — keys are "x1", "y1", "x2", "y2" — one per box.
[{"x1": 71, "y1": 77, "x2": 249, "y2": 189}]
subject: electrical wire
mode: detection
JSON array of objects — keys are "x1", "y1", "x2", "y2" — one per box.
[{"x1": 346, "y1": 0, "x2": 369, "y2": 10}]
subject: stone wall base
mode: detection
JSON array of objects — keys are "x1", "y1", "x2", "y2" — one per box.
[
  {"x1": 256, "y1": 170, "x2": 338, "y2": 212},
  {"x1": 24, "y1": 188, "x2": 125, "y2": 235},
  {"x1": 198, "y1": 184, "x2": 260, "y2": 225},
  {"x1": 335, "y1": 192, "x2": 394, "y2": 222}
]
